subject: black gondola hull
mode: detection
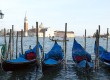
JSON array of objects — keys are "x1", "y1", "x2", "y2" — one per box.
[
  {"x1": 42, "y1": 60, "x2": 63, "y2": 71},
  {"x1": 2, "y1": 59, "x2": 38, "y2": 71}
]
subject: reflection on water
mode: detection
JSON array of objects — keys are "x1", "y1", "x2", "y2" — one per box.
[
  {"x1": 39, "y1": 68, "x2": 61, "y2": 80},
  {"x1": 2, "y1": 67, "x2": 37, "y2": 80},
  {"x1": 0, "y1": 37, "x2": 110, "y2": 80}
]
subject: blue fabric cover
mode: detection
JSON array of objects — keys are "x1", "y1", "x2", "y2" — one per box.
[
  {"x1": 94, "y1": 41, "x2": 106, "y2": 53},
  {"x1": 32, "y1": 42, "x2": 43, "y2": 54},
  {"x1": 87, "y1": 61, "x2": 94, "y2": 68},
  {"x1": 94, "y1": 41, "x2": 110, "y2": 61},
  {"x1": 44, "y1": 58, "x2": 58, "y2": 65},
  {"x1": 7, "y1": 57, "x2": 29, "y2": 63},
  {"x1": 77, "y1": 60, "x2": 86, "y2": 68},
  {"x1": 44, "y1": 41, "x2": 64, "y2": 61},
  {"x1": 25, "y1": 42, "x2": 43, "y2": 55},
  {"x1": 72, "y1": 39, "x2": 91, "y2": 62},
  {"x1": 77, "y1": 60, "x2": 94, "y2": 68},
  {"x1": 7, "y1": 42, "x2": 42, "y2": 63},
  {"x1": 19, "y1": 53, "x2": 25, "y2": 58}
]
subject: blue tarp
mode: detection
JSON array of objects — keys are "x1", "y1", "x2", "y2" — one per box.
[
  {"x1": 94, "y1": 41, "x2": 106, "y2": 53},
  {"x1": 8, "y1": 42, "x2": 42, "y2": 63},
  {"x1": 25, "y1": 42, "x2": 43, "y2": 54},
  {"x1": 7, "y1": 57, "x2": 29, "y2": 63},
  {"x1": 94, "y1": 41, "x2": 110, "y2": 61},
  {"x1": 77, "y1": 60, "x2": 87, "y2": 68},
  {"x1": 44, "y1": 58, "x2": 58, "y2": 65},
  {"x1": 44, "y1": 41, "x2": 64, "y2": 61},
  {"x1": 72, "y1": 39, "x2": 91, "y2": 61},
  {"x1": 77, "y1": 60, "x2": 94, "y2": 68}
]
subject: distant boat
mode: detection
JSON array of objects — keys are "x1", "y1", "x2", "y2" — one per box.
[
  {"x1": 49, "y1": 36, "x2": 69, "y2": 42},
  {"x1": 87, "y1": 36, "x2": 92, "y2": 38},
  {"x1": 72, "y1": 39, "x2": 94, "y2": 71},
  {"x1": 42, "y1": 41, "x2": 64, "y2": 71},
  {"x1": 103, "y1": 38, "x2": 107, "y2": 40},
  {"x1": 50, "y1": 39, "x2": 69, "y2": 42},
  {"x1": 1, "y1": 42, "x2": 42, "y2": 71},
  {"x1": 94, "y1": 41, "x2": 110, "y2": 67}
]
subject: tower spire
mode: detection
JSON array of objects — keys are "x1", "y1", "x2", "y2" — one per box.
[
  {"x1": 24, "y1": 12, "x2": 28, "y2": 37},
  {"x1": 24, "y1": 11, "x2": 28, "y2": 22},
  {"x1": 25, "y1": 11, "x2": 27, "y2": 17}
]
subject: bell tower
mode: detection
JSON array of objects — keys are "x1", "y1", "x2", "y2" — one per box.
[{"x1": 24, "y1": 13, "x2": 28, "y2": 36}]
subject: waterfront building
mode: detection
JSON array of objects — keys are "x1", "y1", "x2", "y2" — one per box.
[
  {"x1": 45, "y1": 28, "x2": 54, "y2": 37},
  {"x1": 38, "y1": 22, "x2": 44, "y2": 37},
  {"x1": 54, "y1": 31, "x2": 75, "y2": 38},
  {"x1": 39, "y1": 23, "x2": 54, "y2": 37},
  {"x1": 28, "y1": 23, "x2": 54, "y2": 37},
  {"x1": 28, "y1": 23, "x2": 44, "y2": 37}
]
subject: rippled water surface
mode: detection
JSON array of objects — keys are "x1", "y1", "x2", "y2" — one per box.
[{"x1": 0, "y1": 37, "x2": 110, "y2": 80}]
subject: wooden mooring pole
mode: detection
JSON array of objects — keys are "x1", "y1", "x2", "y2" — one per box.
[
  {"x1": 12, "y1": 25, "x2": 14, "y2": 58},
  {"x1": 36, "y1": 22, "x2": 40, "y2": 65},
  {"x1": 16, "y1": 31, "x2": 18, "y2": 59},
  {"x1": 8, "y1": 29, "x2": 12, "y2": 60},
  {"x1": 98, "y1": 25, "x2": 100, "y2": 36},
  {"x1": 4, "y1": 28, "x2": 7, "y2": 59},
  {"x1": 106, "y1": 28, "x2": 109, "y2": 51},
  {"x1": 84, "y1": 29, "x2": 86, "y2": 50},
  {"x1": 42, "y1": 29, "x2": 46, "y2": 59},
  {"x1": 36, "y1": 22, "x2": 43, "y2": 72},
  {"x1": 95, "y1": 30, "x2": 99, "y2": 70},
  {"x1": 21, "y1": 29, "x2": 23, "y2": 54},
  {"x1": 64, "y1": 23, "x2": 67, "y2": 65},
  {"x1": 4, "y1": 28, "x2": 6, "y2": 46}
]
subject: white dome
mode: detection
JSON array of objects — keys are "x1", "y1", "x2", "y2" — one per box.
[{"x1": 39, "y1": 23, "x2": 44, "y2": 28}]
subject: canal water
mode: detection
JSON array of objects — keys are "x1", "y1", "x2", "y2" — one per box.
[{"x1": 0, "y1": 37, "x2": 110, "y2": 80}]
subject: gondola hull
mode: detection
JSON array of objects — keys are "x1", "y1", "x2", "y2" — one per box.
[
  {"x1": 2, "y1": 59, "x2": 38, "y2": 71},
  {"x1": 42, "y1": 59, "x2": 63, "y2": 71},
  {"x1": 99, "y1": 58, "x2": 110, "y2": 67}
]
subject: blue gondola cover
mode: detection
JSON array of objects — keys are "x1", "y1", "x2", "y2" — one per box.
[
  {"x1": 72, "y1": 38, "x2": 94, "y2": 69},
  {"x1": 44, "y1": 41, "x2": 64, "y2": 60},
  {"x1": 72, "y1": 39, "x2": 91, "y2": 62},
  {"x1": 94, "y1": 41, "x2": 110, "y2": 62}
]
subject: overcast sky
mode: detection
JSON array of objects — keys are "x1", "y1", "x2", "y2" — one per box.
[{"x1": 0, "y1": 0, "x2": 110, "y2": 36}]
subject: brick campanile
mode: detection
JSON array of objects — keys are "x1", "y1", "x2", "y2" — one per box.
[{"x1": 24, "y1": 14, "x2": 28, "y2": 36}]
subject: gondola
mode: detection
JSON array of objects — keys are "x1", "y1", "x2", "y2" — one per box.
[
  {"x1": 94, "y1": 41, "x2": 110, "y2": 67},
  {"x1": 42, "y1": 41, "x2": 64, "y2": 71},
  {"x1": 1, "y1": 43, "x2": 42, "y2": 71},
  {"x1": 72, "y1": 39, "x2": 94, "y2": 71}
]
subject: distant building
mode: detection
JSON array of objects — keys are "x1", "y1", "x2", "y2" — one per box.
[
  {"x1": 54, "y1": 31, "x2": 74, "y2": 38},
  {"x1": 39, "y1": 22, "x2": 44, "y2": 37},
  {"x1": 28, "y1": 23, "x2": 54, "y2": 37},
  {"x1": 28, "y1": 23, "x2": 45, "y2": 37},
  {"x1": 24, "y1": 14, "x2": 28, "y2": 37},
  {"x1": 26, "y1": 23, "x2": 75, "y2": 38},
  {"x1": 28, "y1": 28, "x2": 36, "y2": 36},
  {"x1": 39, "y1": 23, "x2": 54, "y2": 37},
  {"x1": 45, "y1": 28, "x2": 54, "y2": 37}
]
